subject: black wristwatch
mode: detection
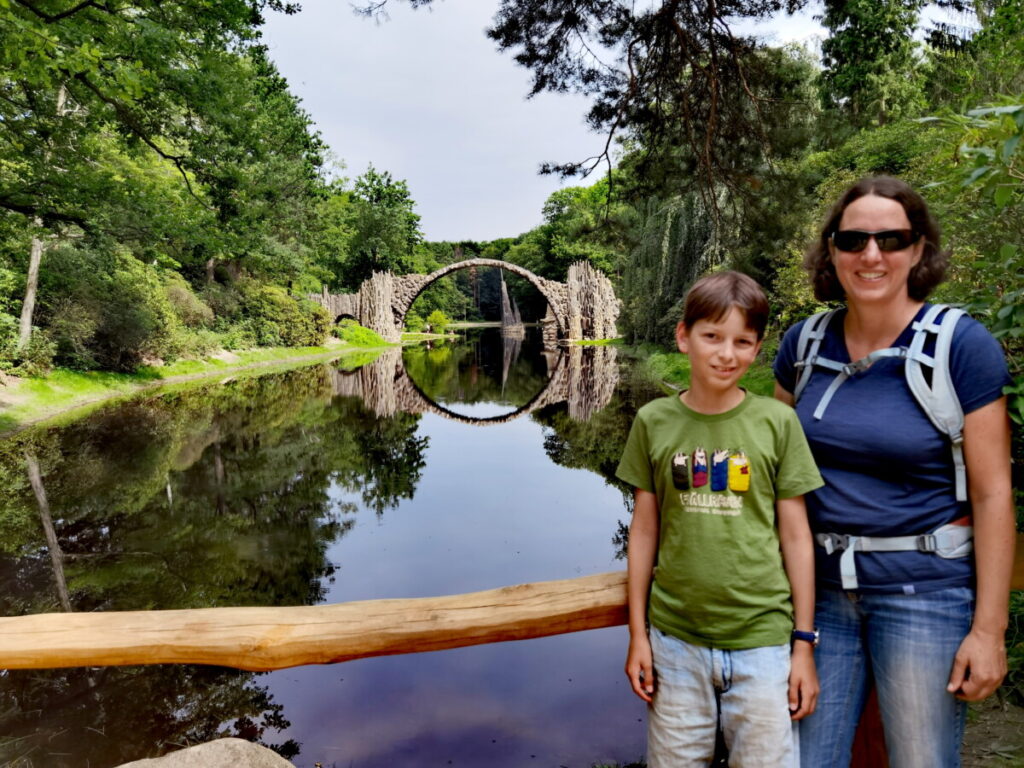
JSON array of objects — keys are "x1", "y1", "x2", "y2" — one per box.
[{"x1": 792, "y1": 628, "x2": 820, "y2": 648}]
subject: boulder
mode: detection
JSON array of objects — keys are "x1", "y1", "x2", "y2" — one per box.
[{"x1": 115, "y1": 738, "x2": 294, "y2": 768}]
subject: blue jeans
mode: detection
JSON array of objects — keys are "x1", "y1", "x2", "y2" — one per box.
[
  {"x1": 648, "y1": 627, "x2": 797, "y2": 768},
  {"x1": 800, "y1": 587, "x2": 973, "y2": 768}
]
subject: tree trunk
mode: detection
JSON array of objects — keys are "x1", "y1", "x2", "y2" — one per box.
[
  {"x1": 17, "y1": 86, "x2": 68, "y2": 351},
  {"x1": 25, "y1": 453, "x2": 72, "y2": 613},
  {"x1": 16, "y1": 227, "x2": 45, "y2": 351}
]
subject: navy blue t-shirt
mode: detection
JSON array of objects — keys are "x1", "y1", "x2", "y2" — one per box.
[{"x1": 774, "y1": 304, "x2": 1010, "y2": 594}]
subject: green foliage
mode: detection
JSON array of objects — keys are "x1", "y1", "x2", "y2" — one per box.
[
  {"x1": 618, "y1": 193, "x2": 720, "y2": 346},
  {"x1": 337, "y1": 166, "x2": 423, "y2": 289},
  {"x1": 426, "y1": 309, "x2": 450, "y2": 332},
  {"x1": 36, "y1": 246, "x2": 186, "y2": 371},
  {"x1": 404, "y1": 311, "x2": 425, "y2": 332},
  {"x1": 0, "y1": 313, "x2": 55, "y2": 376},
  {"x1": 819, "y1": 0, "x2": 927, "y2": 130},
  {"x1": 335, "y1": 319, "x2": 388, "y2": 348},
  {"x1": 932, "y1": 102, "x2": 1024, "y2": 426},
  {"x1": 238, "y1": 282, "x2": 329, "y2": 349}
]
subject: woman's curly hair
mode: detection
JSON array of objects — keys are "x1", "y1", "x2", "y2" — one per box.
[{"x1": 805, "y1": 176, "x2": 950, "y2": 302}]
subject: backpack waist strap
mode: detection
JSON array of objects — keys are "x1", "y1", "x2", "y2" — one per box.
[{"x1": 814, "y1": 523, "x2": 974, "y2": 590}]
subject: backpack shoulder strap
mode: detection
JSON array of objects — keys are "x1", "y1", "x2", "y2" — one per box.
[
  {"x1": 905, "y1": 304, "x2": 968, "y2": 501},
  {"x1": 793, "y1": 310, "x2": 839, "y2": 403}
]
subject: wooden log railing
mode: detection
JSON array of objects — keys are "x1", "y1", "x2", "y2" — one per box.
[
  {"x1": 0, "y1": 571, "x2": 629, "y2": 671},
  {"x1": 0, "y1": 533, "x2": 1021, "y2": 671}
]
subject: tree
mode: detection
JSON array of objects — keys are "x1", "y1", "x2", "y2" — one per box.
[
  {"x1": 359, "y1": 1, "x2": 820, "y2": 204},
  {"x1": 819, "y1": 0, "x2": 927, "y2": 129},
  {"x1": 340, "y1": 165, "x2": 423, "y2": 288},
  {"x1": 0, "y1": 0, "x2": 310, "y2": 350}
]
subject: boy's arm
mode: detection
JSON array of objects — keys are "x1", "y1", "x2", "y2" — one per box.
[
  {"x1": 777, "y1": 494, "x2": 818, "y2": 720},
  {"x1": 625, "y1": 487, "x2": 660, "y2": 703}
]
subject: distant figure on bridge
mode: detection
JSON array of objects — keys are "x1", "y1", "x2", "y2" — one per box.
[{"x1": 618, "y1": 271, "x2": 822, "y2": 767}]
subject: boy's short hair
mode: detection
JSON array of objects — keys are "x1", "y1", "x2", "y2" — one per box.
[{"x1": 682, "y1": 271, "x2": 769, "y2": 339}]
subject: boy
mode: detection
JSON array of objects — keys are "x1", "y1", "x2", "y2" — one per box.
[{"x1": 616, "y1": 271, "x2": 822, "y2": 767}]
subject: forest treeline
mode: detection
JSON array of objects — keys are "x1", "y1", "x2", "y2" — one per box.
[{"x1": 1, "y1": 0, "x2": 1021, "y2": 436}]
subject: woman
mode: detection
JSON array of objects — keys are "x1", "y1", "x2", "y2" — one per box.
[{"x1": 773, "y1": 176, "x2": 1014, "y2": 768}]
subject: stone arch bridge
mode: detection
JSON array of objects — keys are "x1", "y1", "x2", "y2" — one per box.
[
  {"x1": 331, "y1": 345, "x2": 618, "y2": 426},
  {"x1": 311, "y1": 259, "x2": 619, "y2": 343}
]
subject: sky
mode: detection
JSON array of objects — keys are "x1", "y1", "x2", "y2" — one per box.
[{"x1": 260, "y1": 2, "x2": 827, "y2": 243}]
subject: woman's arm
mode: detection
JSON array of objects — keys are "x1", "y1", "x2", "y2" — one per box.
[
  {"x1": 774, "y1": 382, "x2": 795, "y2": 407},
  {"x1": 778, "y1": 495, "x2": 818, "y2": 719},
  {"x1": 625, "y1": 487, "x2": 660, "y2": 703},
  {"x1": 947, "y1": 396, "x2": 1015, "y2": 701}
]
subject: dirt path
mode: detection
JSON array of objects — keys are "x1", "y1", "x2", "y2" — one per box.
[{"x1": 964, "y1": 697, "x2": 1024, "y2": 767}]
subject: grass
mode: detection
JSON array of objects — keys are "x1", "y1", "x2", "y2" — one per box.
[
  {"x1": 575, "y1": 337, "x2": 626, "y2": 346},
  {"x1": 0, "y1": 342, "x2": 374, "y2": 437}
]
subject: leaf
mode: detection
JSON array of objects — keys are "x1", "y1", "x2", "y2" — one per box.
[
  {"x1": 1000, "y1": 243, "x2": 1019, "y2": 261},
  {"x1": 963, "y1": 165, "x2": 991, "y2": 186},
  {"x1": 994, "y1": 185, "x2": 1014, "y2": 208},
  {"x1": 1002, "y1": 134, "x2": 1021, "y2": 162},
  {"x1": 967, "y1": 105, "x2": 1024, "y2": 118}
]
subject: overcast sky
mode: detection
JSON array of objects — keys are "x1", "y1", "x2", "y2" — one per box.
[{"x1": 260, "y1": 2, "x2": 826, "y2": 243}]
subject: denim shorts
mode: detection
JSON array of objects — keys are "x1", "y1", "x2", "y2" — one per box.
[
  {"x1": 647, "y1": 627, "x2": 797, "y2": 768},
  {"x1": 799, "y1": 586, "x2": 973, "y2": 768}
]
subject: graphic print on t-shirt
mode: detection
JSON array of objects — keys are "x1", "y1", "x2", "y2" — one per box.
[
  {"x1": 676, "y1": 446, "x2": 749, "y2": 516},
  {"x1": 710, "y1": 449, "x2": 729, "y2": 491},
  {"x1": 729, "y1": 452, "x2": 750, "y2": 492},
  {"x1": 671, "y1": 452, "x2": 690, "y2": 490},
  {"x1": 692, "y1": 448, "x2": 708, "y2": 487}
]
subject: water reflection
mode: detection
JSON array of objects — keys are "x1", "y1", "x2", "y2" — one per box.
[
  {"x1": 0, "y1": 330, "x2": 656, "y2": 768},
  {"x1": 338, "y1": 327, "x2": 620, "y2": 423}
]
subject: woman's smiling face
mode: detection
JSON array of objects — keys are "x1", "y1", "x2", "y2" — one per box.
[{"x1": 830, "y1": 193, "x2": 924, "y2": 309}]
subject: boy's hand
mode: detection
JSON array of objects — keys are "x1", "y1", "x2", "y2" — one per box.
[
  {"x1": 788, "y1": 644, "x2": 818, "y2": 720},
  {"x1": 625, "y1": 634, "x2": 656, "y2": 703}
]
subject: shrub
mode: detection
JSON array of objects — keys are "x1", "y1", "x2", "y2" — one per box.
[
  {"x1": 238, "y1": 282, "x2": 329, "y2": 348},
  {"x1": 0, "y1": 313, "x2": 55, "y2": 376},
  {"x1": 38, "y1": 246, "x2": 184, "y2": 371},
  {"x1": 164, "y1": 274, "x2": 214, "y2": 328},
  {"x1": 426, "y1": 309, "x2": 449, "y2": 333},
  {"x1": 404, "y1": 311, "x2": 425, "y2": 332},
  {"x1": 335, "y1": 318, "x2": 387, "y2": 347}
]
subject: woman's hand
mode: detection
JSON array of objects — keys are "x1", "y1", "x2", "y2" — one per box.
[
  {"x1": 947, "y1": 627, "x2": 1007, "y2": 701},
  {"x1": 789, "y1": 643, "x2": 819, "y2": 719},
  {"x1": 625, "y1": 633, "x2": 656, "y2": 703}
]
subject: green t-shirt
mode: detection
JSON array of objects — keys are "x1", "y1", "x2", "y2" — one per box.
[{"x1": 616, "y1": 392, "x2": 823, "y2": 649}]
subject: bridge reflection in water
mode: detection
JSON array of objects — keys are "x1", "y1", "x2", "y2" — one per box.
[{"x1": 332, "y1": 341, "x2": 619, "y2": 425}]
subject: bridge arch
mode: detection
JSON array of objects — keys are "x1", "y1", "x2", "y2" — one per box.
[
  {"x1": 312, "y1": 259, "x2": 618, "y2": 344},
  {"x1": 390, "y1": 259, "x2": 568, "y2": 335}
]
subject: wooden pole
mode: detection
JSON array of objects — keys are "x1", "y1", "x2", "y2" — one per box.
[
  {"x1": 0, "y1": 532, "x2": 1020, "y2": 679},
  {"x1": 0, "y1": 571, "x2": 628, "y2": 672}
]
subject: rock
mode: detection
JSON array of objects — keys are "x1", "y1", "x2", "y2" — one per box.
[{"x1": 114, "y1": 738, "x2": 295, "y2": 768}]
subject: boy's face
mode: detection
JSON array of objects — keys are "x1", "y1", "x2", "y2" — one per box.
[{"x1": 675, "y1": 307, "x2": 762, "y2": 397}]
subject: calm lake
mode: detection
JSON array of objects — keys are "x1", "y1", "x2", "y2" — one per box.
[{"x1": 0, "y1": 327, "x2": 662, "y2": 768}]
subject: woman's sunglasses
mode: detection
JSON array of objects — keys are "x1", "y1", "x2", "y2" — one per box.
[{"x1": 831, "y1": 229, "x2": 919, "y2": 253}]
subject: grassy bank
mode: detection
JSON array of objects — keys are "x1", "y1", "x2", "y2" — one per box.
[
  {"x1": 0, "y1": 341, "x2": 382, "y2": 437},
  {"x1": 643, "y1": 346, "x2": 776, "y2": 396}
]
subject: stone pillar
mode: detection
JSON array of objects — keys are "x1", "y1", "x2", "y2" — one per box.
[{"x1": 360, "y1": 271, "x2": 401, "y2": 343}]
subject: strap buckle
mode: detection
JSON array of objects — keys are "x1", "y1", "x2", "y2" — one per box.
[
  {"x1": 841, "y1": 360, "x2": 870, "y2": 377},
  {"x1": 820, "y1": 532, "x2": 851, "y2": 555},
  {"x1": 916, "y1": 534, "x2": 938, "y2": 553}
]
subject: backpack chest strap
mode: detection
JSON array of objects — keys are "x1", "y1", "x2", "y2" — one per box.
[
  {"x1": 815, "y1": 525, "x2": 974, "y2": 590},
  {"x1": 810, "y1": 347, "x2": 910, "y2": 420}
]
